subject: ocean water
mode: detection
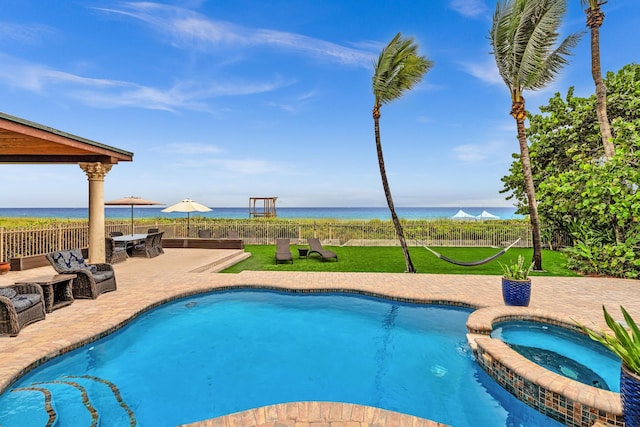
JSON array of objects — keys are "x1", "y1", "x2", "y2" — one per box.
[{"x1": 0, "y1": 207, "x2": 522, "y2": 220}]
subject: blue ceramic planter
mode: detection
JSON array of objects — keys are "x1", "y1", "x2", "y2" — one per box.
[
  {"x1": 621, "y1": 364, "x2": 640, "y2": 427},
  {"x1": 501, "y1": 278, "x2": 531, "y2": 306}
]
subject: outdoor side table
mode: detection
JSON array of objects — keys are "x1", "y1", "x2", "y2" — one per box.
[
  {"x1": 15, "y1": 274, "x2": 76, "y2": 313},
  {"x1": 298, "y1": 248, "x2": 309, "y2": 258}
]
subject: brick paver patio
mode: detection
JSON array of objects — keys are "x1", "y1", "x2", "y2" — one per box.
[{"x1": 0, "y1": 248, "x2": 637, "y2": 426}]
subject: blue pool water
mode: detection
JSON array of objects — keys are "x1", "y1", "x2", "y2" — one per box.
[
  {"x1": 492, "y1": 321, "x2": 621, "y2": 391},
  {"x1": 0, "y1": 291, "x2": 561, "y2": 427}
]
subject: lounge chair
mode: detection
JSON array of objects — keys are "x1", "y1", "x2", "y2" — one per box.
[
  {"x1": 147, "y1": 228, "x2": 159, "y2": 234},
  {"x1": 275, "y1": 238, "x2": 293, "y2": 264},
  {"x1": 307, "y1": 238, "x2": 338, "y2": 262},
  {"x1": 198, "y1": 229, "x2": 212, "y2": 238},
  {"x1": 227, "y1": 230, "x2": 239, "y2": 239},
  {"x1": 45, "y1": 249, "x2": 117, "y2": 299},
  {"x1": 0, "y1": 284, "x2": 46, "y2": 336}
]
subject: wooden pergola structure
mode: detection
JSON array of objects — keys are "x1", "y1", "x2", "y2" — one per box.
[
  {"x1": 0, "y1": 111, "x2": 134, "y2": 263},
  {"x1": 249, "y1": 197, "x2": 277, "y2": 218}
]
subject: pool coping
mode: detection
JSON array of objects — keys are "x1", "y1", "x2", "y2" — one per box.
[{"x1": 178, "y1": 401, "x2": 449, "y2": 427}]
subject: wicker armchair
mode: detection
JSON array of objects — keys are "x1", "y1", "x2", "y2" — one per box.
[
  {"x1": 45, "y1": 249, "x2": 117, "y2": 299},
  {"x1": 0, "y1": 284, "x2": 46, "y2": 336}
]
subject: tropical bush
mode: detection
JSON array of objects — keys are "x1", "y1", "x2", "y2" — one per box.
[
  {"x1": 501, "y1": 64, "x2": 640, "y2": 278},
  {"x1": 579, "y1": 305, "x2": 640, "y2": 375}
]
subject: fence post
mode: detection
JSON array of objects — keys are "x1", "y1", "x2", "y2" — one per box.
[{"x1": 56, "y1": 224, "x2": 63, "y2": 251}]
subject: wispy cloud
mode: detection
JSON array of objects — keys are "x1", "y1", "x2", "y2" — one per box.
[
  {"x1": 0, "y1": 22, "x2": 55, "y2": 44},
  {"x1": 0, "y1": 53, "x2": 288, "y2": 112},
  {"x1": 0, "y1": 54, "x2": 125, "y2": 92},
  {"x1": 460, "y1": 59, "x2": 503, "y2": 85},
  {"x1": 265, "y1": 90, "x2": 319, "y2": 114},
  {"x1": 95, "y1": 2, "x2": 375, "y2": 67},
  {"x1": 453, "y1": 140, "x2": 506, "y2": 162},
  {"x1": 449, "y1": 0, "x2": 489, "y2": 19}
]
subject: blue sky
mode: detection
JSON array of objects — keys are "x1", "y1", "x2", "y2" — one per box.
[{"x1": 0, "y1": 0, "x2": 638, "y2": 208}]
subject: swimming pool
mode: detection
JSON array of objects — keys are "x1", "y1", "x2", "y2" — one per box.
[
  {"x1": 0, "y1": 290, "x2": 561, "y2": 426},
  {"x1": 492, "y1": 321, "x2": 621, "y2": 392}
]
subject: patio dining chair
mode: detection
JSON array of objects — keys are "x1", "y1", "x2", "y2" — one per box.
[
  {"x1": 198, "y1": 229, "x2": 212, "y2": 238},
  {"x1": 105, "y1": 237, "x2": 127, "y2": 264},
  {"x1": 131, "y1": 232, "x2": 164, "y2": 257}
]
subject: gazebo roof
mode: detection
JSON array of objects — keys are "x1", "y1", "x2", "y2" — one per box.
[{"x1": 0, "y1": 111, "x2": 133, "y2": 164}]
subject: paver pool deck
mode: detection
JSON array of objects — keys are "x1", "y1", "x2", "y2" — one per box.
[{"x1": 0, "y1": 248, "x2": 637, "y2": 427}]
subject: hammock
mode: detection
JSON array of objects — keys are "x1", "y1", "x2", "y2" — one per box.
[{"x1": 423, "y1": 238, "x2": 521, "y2": 267}]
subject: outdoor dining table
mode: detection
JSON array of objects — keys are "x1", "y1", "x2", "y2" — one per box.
[
  {"x1": 112, "y1": 234, "x2": 148, "y2": 245},
  {"x1": 112, "y1": 234, "x2": 148, "y2": 254}
]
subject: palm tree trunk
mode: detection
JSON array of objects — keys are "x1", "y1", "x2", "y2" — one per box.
[
  {"x1": 373, "y1": 107, "x2": 416, "y2": 273},
  {"x1": 515, "y1": 117, "x2": 544, "y2": 271},
  {"x1": 587, "y1": 7, "x2": 615, "y2": 160},
  {"x1": 587, "y1": 7, "x2": 621, "y2": 243}
]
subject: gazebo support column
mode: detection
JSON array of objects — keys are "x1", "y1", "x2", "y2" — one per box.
[{"x1": 79, "y1": 162, "x2": 112, "y2": 263}]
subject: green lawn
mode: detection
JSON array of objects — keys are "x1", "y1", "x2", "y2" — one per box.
[{"x1": 221, "y1": 245, "x2": 580, "y2": 276}]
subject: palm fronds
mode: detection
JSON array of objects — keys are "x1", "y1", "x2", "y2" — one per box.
[
  {"x1": 372, "y1": 33, "x2": 434, "y2": 106},
  {"x1": 578, "y1": 305, "x2": 640, "y2": 375},
  {"x1": 490, "y1": 0, "x2": 584, "y2": 95}
]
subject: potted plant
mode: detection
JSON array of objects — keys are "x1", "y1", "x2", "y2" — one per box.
[
  {"x1": 580, "y1": 306, "x2": 640, "y2": 427},
  {"x1": 0, "y1": 260, "x2": 10, "y2": 275},
  {"x1": 499, "y1": 255, "x2": 533, "y2": 306}
]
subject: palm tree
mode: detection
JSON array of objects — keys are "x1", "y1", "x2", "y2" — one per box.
[
  {"x1": 581, "y1": 0, "x2": 615, "y2": 159},
  {"x1": 581, "y1": 0, "x2": 621, "y2": 243},
  {"x1": 490, "y1": 0, "x2": 582, "y2": 270},
  {"x1": 372, "y1": 33, "x2": 433, "y2": 273}
]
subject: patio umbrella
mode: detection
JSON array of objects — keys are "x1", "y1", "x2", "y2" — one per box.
[
  {"x1": 161, "y1": 199, "x2": 212, "y2": 236},
  {"x1": 105, "y1": 196, "x2": 164, "y2": 235}
]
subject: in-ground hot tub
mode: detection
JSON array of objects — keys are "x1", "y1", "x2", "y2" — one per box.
[
  {"x1": 467, "y1": 307, "x2": 625, "y2": 427},
  {"x1": 491, "y1": 320, "x2": 620, "y2": 391}
]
